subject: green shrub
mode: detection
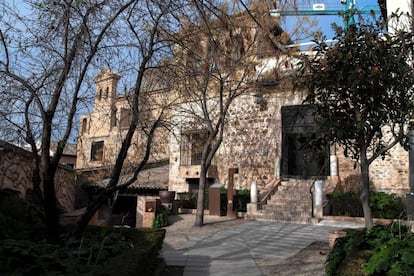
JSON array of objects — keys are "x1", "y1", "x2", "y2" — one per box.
[
  {"x1": 326, "y1": 190, "x2": 405, "y2": 219},
  {"x1": 364, "y1": 235, "x2": 414, "y2": 275},
  {"x1": 370, "y1": 192, "x2": 405, "y2": 219},
  {"x1": 177, "y1": 192, "x2": 197, "y2": 209},
  {"x1": 234, "y1": 189, "x2": 250, "y2": 212},
  {"x1": 152, "y1": 212, "x2": 168, "y2": 228},
  {"x1": 326, "y1": 190, "x2": 363, "y2": 217},
  {"x1": 0, "y1": 225, "x2": 165, "y2": 276},
  {"x1": 91, "y1": 227, "x2": 166, "y2": 276},
  {"x1": 326, "y1": 224, "x2": 412, "y2": 276}
]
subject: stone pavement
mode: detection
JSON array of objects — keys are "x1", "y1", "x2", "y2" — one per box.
[{"x1": 161, "y1": 216, "x2": 363, "y2": 276}]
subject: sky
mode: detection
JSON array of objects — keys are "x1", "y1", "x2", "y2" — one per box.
[{"x1": 277, "y1": 0, "x2": 380, "y2": 47}]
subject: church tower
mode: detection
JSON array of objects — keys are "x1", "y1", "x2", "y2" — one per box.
[{"x1": 94, "y1": 68, "x2": 121, "y2": 109}]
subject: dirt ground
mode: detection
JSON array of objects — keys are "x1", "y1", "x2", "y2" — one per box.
[
  {"x1": 255, "y1": 241, "x2": 330, "y2": 276},
  {"x1": 159, "y1": 214, "x2": 331, "y2": 275}
]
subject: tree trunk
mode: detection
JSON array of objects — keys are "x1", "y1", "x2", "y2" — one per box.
[
  {"x1": 72, "y1": 192, "x2": 108, "y2": 237},
  {"x1": 41, "y1": 119, "x2": 61, "y2": 243},
  {"x1": 360, "y1": 152, "x2": 373, "y2": 228},
  {"x1": 43, "y1": 170, "x2": 60, "y2": 243},
  {"x1": 195, "y1": 164, "x2": 207, "y2": 227}
]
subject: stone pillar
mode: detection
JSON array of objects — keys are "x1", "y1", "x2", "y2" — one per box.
[
  {"x1": 142, "y1": 201, "x2": 156, "y2": 228},
  {"x1": 227, "y1": 168, "x2": 238, "y2": 217},
  {"x1": 274, "y1": 157, "x2": 280, "y2": 178},
  {"x1": 314, "y1": 180, "x2": 324, "y2": 219},
  {"x1": 330, "y1": 155, "x2": 338, "y2": 177},
  {"x1": 250, "y1": 180, "x2": 257, "y2": 204}
]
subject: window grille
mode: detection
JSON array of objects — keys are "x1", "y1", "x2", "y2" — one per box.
[{"x1": 180, "y1": 130, "x2": 208, "y2": 166}]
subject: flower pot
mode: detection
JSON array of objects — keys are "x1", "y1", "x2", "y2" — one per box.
[{"x1": 159, "y1": 191, "x2": 176, "y2": 204}]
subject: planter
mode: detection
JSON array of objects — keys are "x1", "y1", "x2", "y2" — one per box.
[
  {"x1": 329, "y1": 230, "x2": 347, "y2": 248},
  {"x1": 159, "y1": 191, "x2": 176, "y2": 204}
]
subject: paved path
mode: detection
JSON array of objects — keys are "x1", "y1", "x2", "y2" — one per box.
[{"x1": 161, "y1": 220, "x2": 353, "y2": 276}]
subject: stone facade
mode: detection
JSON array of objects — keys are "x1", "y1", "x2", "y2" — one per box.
[
  {"x1": 77, "y1": 65, "x2": 410, "y2": 202},
  {"x1": 77, "y1": 4, "x2": 412, "y2": 206},
  {"x1": 76, "y1": 69, "x2": 170, "y2": 171}
]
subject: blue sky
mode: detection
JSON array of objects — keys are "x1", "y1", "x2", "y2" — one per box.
[{"x1": 278, "y1": 0, "x2": 380, "y2": 45}]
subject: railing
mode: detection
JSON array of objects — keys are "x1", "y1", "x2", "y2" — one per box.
[{"x1": 258, "y1": 179, "x2": 282, "y2": 210}]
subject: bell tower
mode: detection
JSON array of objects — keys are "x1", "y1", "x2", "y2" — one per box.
[{"x1": 94, "y1": 68, "x2": 121, "y2": 109}]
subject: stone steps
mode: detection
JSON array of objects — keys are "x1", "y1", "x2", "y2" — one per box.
[{"x1": 249, "y1": 179, "x2": 314, "y2": 223}]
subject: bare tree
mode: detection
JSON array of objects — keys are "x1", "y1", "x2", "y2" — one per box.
[
  {"x1": 0, "y1": 0, "x2": 138, "y2": 242},
  {"x1": 171, "y1": 1, "x2": 288, "y2": 226},
  {"x1": 72, "y1": 0, "x2": 186, "y2": 236}
]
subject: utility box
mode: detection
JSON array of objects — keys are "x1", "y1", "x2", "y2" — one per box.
[{"x1": 209, "y1": 183, "x2": 223, "y2": 216}]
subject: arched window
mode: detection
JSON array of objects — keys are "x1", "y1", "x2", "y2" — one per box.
[
  {"x1": 98, "y1": 89, "x2": 102, "y2": 100},
  {"x1": 105, "y1": 87, "x2": 109, "y2": 98}
]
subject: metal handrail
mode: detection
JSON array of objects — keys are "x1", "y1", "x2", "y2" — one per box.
[{"x1": 258, "y1": 179, "x2": 281, "y2": 209}]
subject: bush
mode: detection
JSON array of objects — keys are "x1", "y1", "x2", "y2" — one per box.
[
  {"x1": 220, "y1": 188, "x2": 250, "y2": 213},
  {"x1": 0, "y1": 225, "x2": 165, "y2": 276},
  {"x1": 370, "y1": 192, "x2": 405, "y2": 219},
  {"x1": 177, "y1": 192, "x2": 197, "y2": 209},
  {"x1": 326, "y1": 190, "x2": 405, "y2": 219},
  {"x1": 234, "y1": 189, "x2": 250, "y2": 212},
  {"x1": 326, "y1": 224, "x2": 412, "y2": 276},
  {"x1": 326, "y1": 190, "x2": 363, "y2": 217},
  {"x1": 152, "y1": 211, "x2": 168, "y2": 228}
]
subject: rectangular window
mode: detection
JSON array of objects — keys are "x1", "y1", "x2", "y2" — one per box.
[
  {"x1": 91, "y1": 141, "x2": 104, "y2": 161},
  {"x1": 180, "y1": 130, "x2": 208, "y2": 166},
  {"x1": 81, "y1": 118, "x2": 87, "y2": 134},
  {"x1": 110, "y1": 106, "x2": 117, "y2": 128},
  {"x1": 120, "y1": 108, "x2": 132, "y2": 128}
]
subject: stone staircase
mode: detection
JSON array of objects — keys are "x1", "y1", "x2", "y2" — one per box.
[{"x1": 249, "y1": 179, "x2": 314, "y2": 223}]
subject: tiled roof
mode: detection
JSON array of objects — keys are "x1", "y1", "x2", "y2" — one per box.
[{"x1": 86, "y1": 164, "x2": 169, "y2": 190}]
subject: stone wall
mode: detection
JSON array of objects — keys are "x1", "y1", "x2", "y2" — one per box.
[
  {"x1": 0, "y1": 143, "x2": 77, "y2": 212},
  {"x1": 76, "y1": 70, "x2": 170, "y2": 170},
  {"x1": 334, "y1": 145, "x2": 409, "y2": 196},
  {"x1": 167, "y1": 86, "x2": 410, "y2": 196},
  {"x1": 79, "y1": 70, "x2": 410, "y2": 197}
]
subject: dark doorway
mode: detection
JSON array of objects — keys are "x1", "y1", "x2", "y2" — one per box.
[
  {"x1": 281, "y1": 105, "x2": 329, "y2": 178},
  {"x1": 111, "y1": 195, "x2": 137, "y2": 227}
]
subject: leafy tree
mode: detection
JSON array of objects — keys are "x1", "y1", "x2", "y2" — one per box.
[{"x1": 299, "y1": 13, "x2": 414, "y2": 228}]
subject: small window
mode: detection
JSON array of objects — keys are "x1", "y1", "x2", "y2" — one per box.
[
  {"x1": 120, "y1": 108, "x2": 132, "y2": 128},
  {"x1": 81, "y1": 118, "x2": 87, "y2": 134},
  {"x1": 110, "y1": 106, "x2": 117, "y2": 128},
  {"x1": 98, "y1": 89, "x2": 102, "y2": 101},
  {"x1": 91, "y1": 141, "x2": 104, "y2": 161},
  {"x1": 105, "y1": 87, "x2": 109, "y2": 98},
  {"x1": 180, "y1": 130, "x2": 208, "y2": 166}
]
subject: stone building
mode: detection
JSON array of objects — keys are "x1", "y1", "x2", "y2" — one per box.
[{"x1": 76, "y1": 4, "x2": 411, "y2": 225}]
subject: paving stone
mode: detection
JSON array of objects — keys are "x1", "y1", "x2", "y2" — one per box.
[{"x1": 161, "y1": 214, "x2": 357, "y2": 275}]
